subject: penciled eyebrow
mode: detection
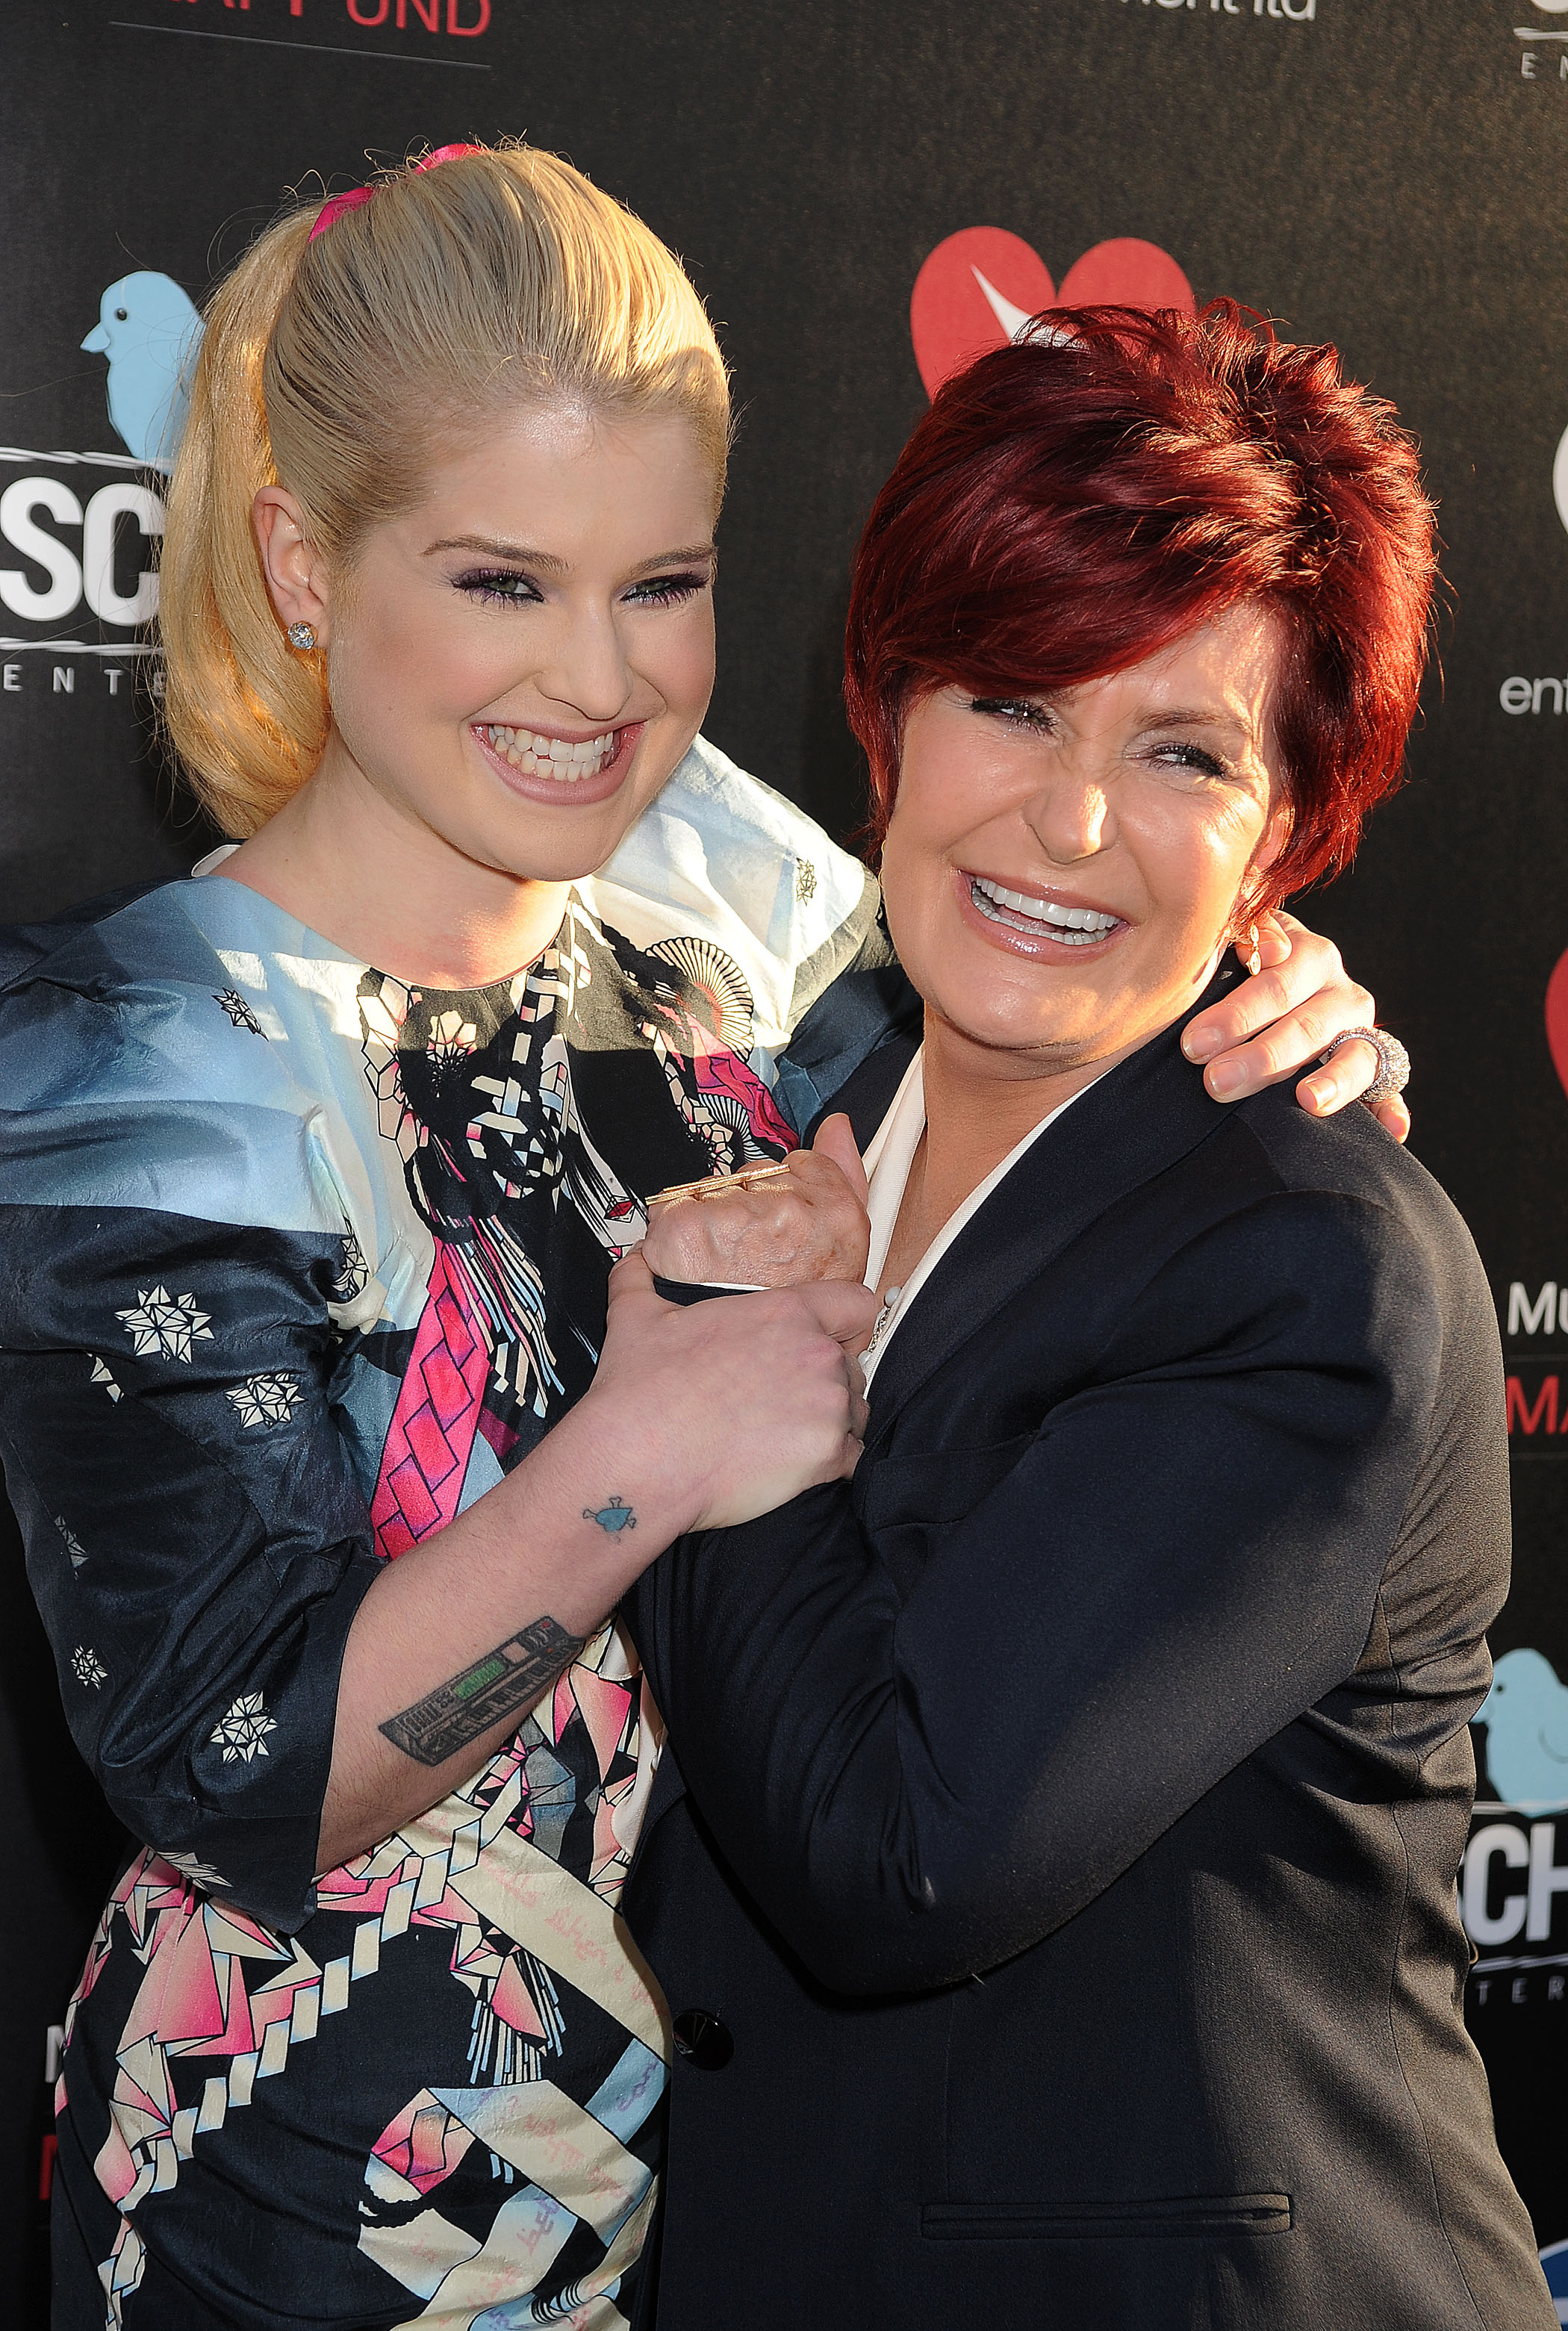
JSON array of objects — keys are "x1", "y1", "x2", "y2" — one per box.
[
  {"x1": 1133, "y1": 706, "x2": 1251, "y2": 741},
  {"x1": 423, "y1": 535, "x2": 717, "y2": 578}
]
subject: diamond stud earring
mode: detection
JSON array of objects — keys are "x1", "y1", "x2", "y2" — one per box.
[{"x1": 286, "y1": 621, "x2": 317, "y2": 652}]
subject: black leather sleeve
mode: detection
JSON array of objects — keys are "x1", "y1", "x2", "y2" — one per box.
[{"x1": 633, "y1": 1186, "x2": 1446, "y2": 1994}]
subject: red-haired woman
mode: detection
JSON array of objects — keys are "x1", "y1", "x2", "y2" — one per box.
[{"x1": 626, "y1": 305, "x2": 1553, "y2": 2330}]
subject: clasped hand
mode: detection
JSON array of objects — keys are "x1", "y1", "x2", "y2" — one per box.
[
  {"x1": 641, "y1": 1115, "x2": 873, "y2": 1294},
  {"x1": 593, "y1": 1237, "x2": 876, "y2": 1531}
]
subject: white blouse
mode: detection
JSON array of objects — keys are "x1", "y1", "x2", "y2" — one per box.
[{"x1": 858, "y1": 1046, "x2": 1103, "y2": 1387}]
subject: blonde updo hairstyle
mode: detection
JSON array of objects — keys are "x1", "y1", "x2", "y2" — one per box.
[{"x1": 161, "y1": 143, "x2": 730, "y2": 838}]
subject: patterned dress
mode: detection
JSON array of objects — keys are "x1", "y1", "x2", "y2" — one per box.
[{"x1": 0, "y1": 744, "x2": 883, "y2": 2329}]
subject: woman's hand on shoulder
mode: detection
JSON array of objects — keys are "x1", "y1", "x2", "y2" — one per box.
[
  {"x1": 638, "y1": 1116, "x2": 872, "y2": 1289},
  {"x1": 1180, "y1": 910, "x2": 1410, "y2": 1143},
  {"x1": 585, "y1": 1247, "x2": 878, "y2": 1534}
]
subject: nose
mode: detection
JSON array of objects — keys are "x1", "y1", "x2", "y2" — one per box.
[
  {"x1": 532, "y1": 603, "x2": 636, "y2": 729},
  {"x1": 1021, "y1": 759, "x2": 1115, "y2": 866}
]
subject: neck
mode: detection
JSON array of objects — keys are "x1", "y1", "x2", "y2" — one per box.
[
  {"x1": 915, "y1": 1012, "x2": 1137, "y2": 1222},
  {"x1": 883, "y1": 1013, "x2": 1131, "y2": 1295},
  {"x1": 217, "y1": 739, "x2": 569, "y2": 987}
]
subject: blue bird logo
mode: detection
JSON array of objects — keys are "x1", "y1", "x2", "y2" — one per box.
[
  {"x1": 1475, "y1": 1648, "x2": 1568, "y2": 1812},
  {"x1": 582, "y1": 1497, "x2": 637, "y2": 1534},
  {"x1": 81, "y1": 272, "x2": 202, "y2": 471}
]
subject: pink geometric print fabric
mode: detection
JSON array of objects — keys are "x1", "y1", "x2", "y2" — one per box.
[
  {"x1": 65, "y1": 1619, "x2": 664, "y2": 2329},
  {"x1": 52, "y1": 897, "x2": 793, "y2": 2329},
  {"x1": 691, "y1": 1043, "x2": 797, "y2": 1153},
  {"x1": 370, "y1": 1246, "x2": 491, "y2": 1559}
]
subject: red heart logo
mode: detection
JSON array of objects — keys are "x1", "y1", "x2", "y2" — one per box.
[
  {"x1": 1546, "y1": 949, "x2": 1568, "y2": 1100},
  {"x1": 909, "y1": 226, "x2": 1195, "y2": 399}
]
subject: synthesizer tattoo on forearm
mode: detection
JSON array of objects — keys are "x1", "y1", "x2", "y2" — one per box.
[{"x1": 379, "y1": 1614, "x2": 588, "y2": 1767}]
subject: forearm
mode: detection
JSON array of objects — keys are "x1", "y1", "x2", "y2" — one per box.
[
  {"x1": 317, "y1": 1392, "x2": 690, "y2": 1872},
  {"x1": 4, "y1": 1245, "x2": 868, "y2": 1911},
  {"x1": 647, "y1": 1483, "x2": 1378, "y2": 1995},
  {"x1": 644, "y1": 1204, "x2": 1433, "y2": 1992}
]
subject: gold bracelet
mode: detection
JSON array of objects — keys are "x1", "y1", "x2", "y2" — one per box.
[{"x1": 644, "y1": 1161, "x2": 795, "y2": 1210}]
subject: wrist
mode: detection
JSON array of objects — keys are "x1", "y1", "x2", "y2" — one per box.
[{"x1": 546, "y1": 1385, "x2": 707, "y2": 1549}]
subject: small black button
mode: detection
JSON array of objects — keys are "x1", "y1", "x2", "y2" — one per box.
[{"x1": 671, "y1": 2008, "x2": 733, "y2": 2071}]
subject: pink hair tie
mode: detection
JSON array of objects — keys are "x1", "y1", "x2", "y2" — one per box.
[
  {"x1": 308, "y1": 146, "x2": 487, "y2": 243},
  {"x1": 308, "y1": 187, "x2": 375, "y2": 243},
  {"x1": 414, "y1": 143, "x2": 486, "y2": 171}
]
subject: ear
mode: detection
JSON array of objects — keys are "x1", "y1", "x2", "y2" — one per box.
[
  {"x1": 1247, "y1": 798, "x2": 1292, "y2": 899},
  {"x1": 252, "y1": 488, "x2": 332, "y2": 648}
]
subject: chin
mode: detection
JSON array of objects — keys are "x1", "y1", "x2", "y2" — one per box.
[
  {"x1": 456, "y1": 788, "x2": 644, "y2": 883},
  {"x1": 484, "y1": 835, "x2": 620, "y2": 886},
  {"x1": 931, "y1": 955, "x2": 1089, "y2": 1031},
  {"x1": 930, "y1": 998, "x2": 1082, "y2": 1059}
]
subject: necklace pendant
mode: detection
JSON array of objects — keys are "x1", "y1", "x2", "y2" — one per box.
[{"x1": 864, "y1": 1283, "x2": 903, "y2": 1361}]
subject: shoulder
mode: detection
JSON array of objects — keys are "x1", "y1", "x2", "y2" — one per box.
[
  {"x1": 1227, "y1": 1080, "x2": 1481, "y2": 1291},
  {"x1": 582, "y1": 735, "x2": 885, "y2": 1052},
  {"x1": 0, "y1": 876, "x2": 177, "y2": 995},
  {"x1": 998, "y1": 1038, "x2": 1483, "y2": 1389},
  {"x1": 0, "y1": 877, "x2": 361, "y2": 1238},
  {"x1": 0, "y1": 874, "x2": 213, "y2": 1000},
  {"x1": 1127, "y1": 1083, "x2": 1496, "y2": 1387},
  {"x1": 0, "y1": 878, "x2": 231, "y2": 1104},
  {"x1": 0, "y1": 874, "x2": 298, "y2": 1092}
]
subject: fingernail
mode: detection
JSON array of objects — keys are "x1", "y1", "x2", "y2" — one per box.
[
  {"x1": 1205, "y1": 1057, "x2": 1247, "y2": 1099},
  {"x1": 1183, "y1": 1024, "x2": 1222, "y2": 1061},
  {"x1": 1301, "y1": 1074, "x2": 1333, "y2": 1112}
]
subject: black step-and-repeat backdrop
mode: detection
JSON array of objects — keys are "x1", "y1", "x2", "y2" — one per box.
[{"x1": 4, "y1": 0, "x2": 1567, "y2": 2312}]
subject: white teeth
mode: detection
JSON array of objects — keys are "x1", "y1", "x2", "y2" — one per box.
[
  {"x1": 482, "y1": 724, "x2": 618, "y2": 782},
  {"x1": 971, "y1": 876, "x2": 1119, "y2": 942}
]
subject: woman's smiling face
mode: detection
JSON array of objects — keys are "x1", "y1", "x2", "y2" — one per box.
[
  {"x1": 878, "y1": 603, "x2": 1290, "y2": 1078},
  {"x1": 272, "y1": 400, "x2": 720, "y2": 886}
]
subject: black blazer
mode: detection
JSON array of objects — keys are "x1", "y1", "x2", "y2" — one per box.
[{"x1": 623, "y1": 982, "x2": 1552, "y2": 2331}]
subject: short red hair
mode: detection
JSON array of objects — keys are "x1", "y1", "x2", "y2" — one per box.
[{"x1": 844, "y1": 301, "x2": 1436, "y2": 901}]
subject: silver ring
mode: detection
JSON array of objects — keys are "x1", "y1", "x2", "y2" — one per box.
[{"x1": 1318, "y1": 1026, "x2": 1410, "y2": 1105}]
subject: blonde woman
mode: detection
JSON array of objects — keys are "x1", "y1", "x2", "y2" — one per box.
[{"x1": 0, "y1": 146, "x2": 1404, "y2": 2329}]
